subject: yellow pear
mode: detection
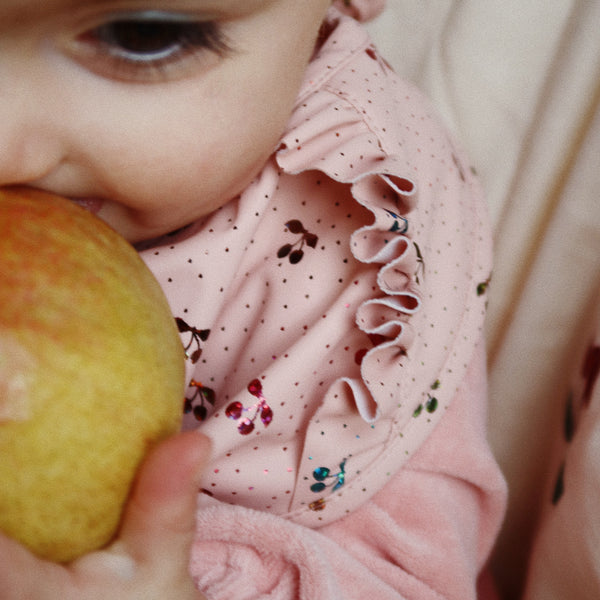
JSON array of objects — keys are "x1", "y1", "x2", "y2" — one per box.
[{"x1": 0, "y1": 187, "x2": 185, "y2": 562}]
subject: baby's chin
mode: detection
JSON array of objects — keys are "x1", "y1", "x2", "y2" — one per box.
[
  {"x1": 70, "y1": 201, "x2": 166, "y2": 245},
  {"x1": 69, "y1": 195, "x2": 218, "y2": 246}
]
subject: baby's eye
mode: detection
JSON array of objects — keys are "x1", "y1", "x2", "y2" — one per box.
[
  {"x1": 73, "y1": 12, "x2": 230, "y2": 82},
  {"x1": 87, "y1": 15, "x2": 227, "y2": 63}
]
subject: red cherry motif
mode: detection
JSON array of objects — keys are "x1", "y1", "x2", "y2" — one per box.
[
  {"x1": 261, "y1": 405, "x2": 273, "y2": 425},
  {"x1": 238, "y1": 419, "x2": 255, "y2": 435},
  {"x1": 225, "y1": 379, "x2": 273, "y2": 435},
  {"x1": 225, "y1": 401, "x2": 243, "y2": 420},
  {"x1": 248, "y1": 379, "x2": 262, "y2": 396}
]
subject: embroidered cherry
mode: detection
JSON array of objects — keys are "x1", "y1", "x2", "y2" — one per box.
[
  {"x1": 582, "y1": 345, "x2": 600, "y2": 406},
  {"x1": 225, "y1": 401, "x2": 243, "y2": 420},
  {"x1": 247, "y1": 379, "x2": 262, "y2": 395},
  {"x1": 413, "y1": 380, "x2": 441, "y2": 418},
  {"x1": 277, "y1": 219, "x2": 318, "y2": 264},
  {"x1": 383, "y1": 208, "x2": 408, "y2": 234},
  {"x1": 310, "y1": 459, "x2": 347, "y2": 493},
  {"x1": 413, "y1": 241, "x2": 425, "y2": 285},
  {"x1": 477, "y1": 276, "x2": 491, "y2": 296},
  {"x1": 426, "y1": 394, "x2": 438, "y2": 413},
  {"x1": 175, "y1": 317, "x2": 210, "y2": 364},
  {"x1": 226, "y1": 379, "x2": 273, "y2": 435},
  {"x1": 238, "y1": 419, "x2": 255, "y2": 435},
  {"x1": 309, "y1": 498, "x2": 326, "y2": 512},
  {"x1": 261, "y1": 404, "x2": 274, "y2": 425},
  {"x1": 184, "y1": 379, "x2": 216, "y2": 422}
]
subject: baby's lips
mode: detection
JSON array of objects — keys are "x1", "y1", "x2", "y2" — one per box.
[{"x1": 70, "y1": 197, "x2": 104, "y2": 215}]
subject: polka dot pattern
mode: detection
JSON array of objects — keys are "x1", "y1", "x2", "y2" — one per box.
[{"x1": 140, "y1": 10, "x2": 492, "y2": 527}]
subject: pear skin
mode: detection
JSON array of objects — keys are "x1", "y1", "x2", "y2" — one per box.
[{"x1": 0, "y1": 188, "x2": 185, "y2": 562}]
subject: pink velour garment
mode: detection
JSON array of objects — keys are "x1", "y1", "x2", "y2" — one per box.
[{"x1": 140, "y1": 7, "x2": 506, "y2": 599}]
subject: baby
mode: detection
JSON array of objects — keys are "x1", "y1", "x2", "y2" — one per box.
[{"x1": 0, "y1": 0, "x2": 507, "y2": 598}]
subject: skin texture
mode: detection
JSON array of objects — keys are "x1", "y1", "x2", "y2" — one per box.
[
  {"x1": 0, "y1": 0, "x2": 331, "y2": 597},
  {"x1": 0, "y1": 0, "x2": 330, "y2": 243}
]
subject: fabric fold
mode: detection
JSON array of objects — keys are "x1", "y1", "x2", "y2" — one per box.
[{"x1": 142, "y1": 10, "x2": 493, "y2": 528}]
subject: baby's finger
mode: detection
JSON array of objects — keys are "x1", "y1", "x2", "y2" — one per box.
[
  {"x1": 0, "y1": 531, "x2": 73, "y2": 599},
  {"x1": 118, "y1": 431, "x2": 211, "y2": 586}
]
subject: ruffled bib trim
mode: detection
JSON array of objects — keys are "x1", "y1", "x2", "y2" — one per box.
[
  {"x1": 272, "y1": 12, "x2": 492, "y2": 525},
  {"x1": 277, "y1": 37, "x2": 422, "y2": 427},
  {"x1": 144, "y1": 11, "x2": 493, "y2": 528}
]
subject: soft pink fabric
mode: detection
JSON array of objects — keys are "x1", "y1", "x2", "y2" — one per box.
[
  {"x1": 190, "y1": 349, "x2": 506, "y2": 599},
  {"x1": 140, "y1": 8, "x2": 507, "y2": 598}
]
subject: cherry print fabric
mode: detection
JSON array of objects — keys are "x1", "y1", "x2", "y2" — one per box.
[
  {"x1": 190, "y1": 349, "x2": 506, "y2": 599},
  {"x1": 140, "y1": 8, "x2": 506, "y2": 597},
  {"x1": 142, "y1": 7, "x2": 493, "y2": 526},
  {"x1": 523, "y1": 300, "x2": 600, "y2": 600}
]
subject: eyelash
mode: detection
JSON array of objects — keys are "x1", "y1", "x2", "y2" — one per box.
[{"x1": 75, "y1": 13, "x2": 231, "y2": 82}]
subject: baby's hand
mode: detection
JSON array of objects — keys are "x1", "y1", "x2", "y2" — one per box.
[{"x1": 0, "y1": 431, "x2": 210, "y2": 600}]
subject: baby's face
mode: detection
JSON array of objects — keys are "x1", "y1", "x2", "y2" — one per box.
[{"x1": 0, "y1": 0, "x2": 330, "y2": 242}]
